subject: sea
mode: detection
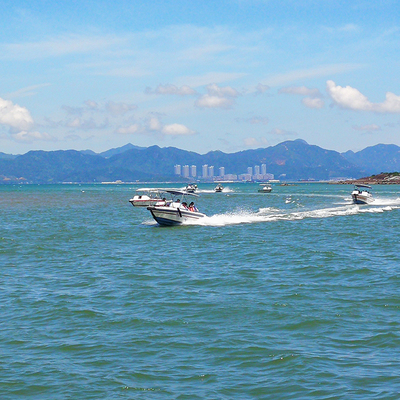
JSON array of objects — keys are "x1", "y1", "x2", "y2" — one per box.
[{"x1": 1, "y1": 182, "x2": 400, "y2": 399}]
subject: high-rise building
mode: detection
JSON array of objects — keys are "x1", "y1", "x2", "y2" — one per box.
[
  {"x1": 191, "y1": 165, "x2": 197, "y2": 178},
  {"x1": 261, "y1": 164, "x2": 267, "y2": 175},
  {"x1": 254, "y1": 165, "x2": 260, "y2": 175},
  {"x1": 219, "y1": 167, "x2": 225, "y2": 177},
  {"x1": 202, "y1": 164, "x2": 208, "y2": 178},
  {"x1": 174, "y1": 164, "x2": 181, "y2": 175},
  {"x1": 208, "y1": 166, "x2": 214, "y2": 178},
  {"x1": 182, "y1": 165, "x2": 190, "y2": 178},
  {"x1": 247, "y1": 167, "x2": 253, "y2": 176}
]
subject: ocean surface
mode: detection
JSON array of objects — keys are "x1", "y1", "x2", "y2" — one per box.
[{"x1": 1, "y1": 182, "x2": 400, "y2": 399}]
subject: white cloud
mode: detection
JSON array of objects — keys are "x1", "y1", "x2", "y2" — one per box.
[
  {"x1": 302, "y1": 97, "x2": 325, "y2": 109},
  {"x1": 280, "y1": 86, "x2": 321, "y2": 97},
  {"x1": 195, "y1": 95, "x2": 234, "y2": 109},
  {"x1": 146, "y1": 84, "x2": 197, "y2": 96},
  {"x1": 206, "y1": 83, "x2": 239, "y2": 98},
  {"x1": 116, "y1": 115, "x2": 195, "y2": 137},
  {"x1": 237, "y1": 116, "x2": 269, "y2": 125},
  {"x1": 1, "y1": 34, "x2": 125, "y2": 60},
  {"x1": 85, "y1": 100, "x2": 98, "y2": 109},
  {"x1": 0, "y1": 97, "x2": 34, "y2": 131},
  {"x1": 116, "y1": 124, "x2": 141, "y2": 134},
  {"x1": 105, "y1": 101, "x2": 137, "y2": 116},
  {"x1": 255, "y1": 83, "x2": 270, "y2": 95},
  {"x1": 352, "y1": 124, "x2": 381, "y2": 131},
  {"x1": 243, "y1": 137, "x2": 269, "y2": 148},
  {"x1": 195, "y1": 83, "x2": 239, "y2": 109},
  {"x1": 326, "y1": 80, "x2": 400, "y2": 113},
  {"x1": 10, "y1": 130, "x2": 55, "y2": 142},
  {"x1": 180, "y1": 72, "x2": 247, "y2": 88},
  {"x1": 264, "y1": 64, "x2": 362, "y2": 87},
  {"x1": 162, "y1": 123, "x2": 195, "y2": 136},
  {"x1": 268, "y1": 128, "x2": 296, "y2": 136},
  {"x1": 6, "y1": 84, "x2": 51, "y2": 99}
]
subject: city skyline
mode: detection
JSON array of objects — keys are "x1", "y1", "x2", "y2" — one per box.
[
  {"x1": 1, "y1": 1, "x2": 400, "y2": 155},
  {"x1": 174, "y1": 163, "x2": 274, "y2": 181}
]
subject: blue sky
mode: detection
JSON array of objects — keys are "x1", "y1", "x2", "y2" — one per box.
[{"x1": 1, "y1": 0, "x2": 400, "y2": 154}]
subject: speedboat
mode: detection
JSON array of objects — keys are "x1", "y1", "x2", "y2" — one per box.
[
  {"x1": 129, "y1": 188, "x2": 165, "y2": 207},
  {"x1": 147, "y1": 190, "x2": 206, "y2": 226},
  {"x1": 185, "y1": 183, "x2": 198, "y2": 193},
  {"x1": 214, "y1": 184, "x2": 223, "y2": 192},
  {"x1": 351, "y1": 184, "x2": 374, "y2": 204},
  {"x1": 258, "y1": 183, "x2": 272, "y2": 193}
]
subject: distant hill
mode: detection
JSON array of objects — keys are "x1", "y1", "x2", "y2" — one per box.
[
  {"x1": 342, "y1": 144, "x2": 400, "y2": 175},
  {"x1": 0, "y1": 139, "x2": 398, "y2": 184},
  {"x1": 99, "y1": 143, "x2": 146, "y2": 158}
]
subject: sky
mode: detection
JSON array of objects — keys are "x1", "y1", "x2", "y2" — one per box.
[{"x1": 1, "y1": 0, "x2": 400, "y2": 155}]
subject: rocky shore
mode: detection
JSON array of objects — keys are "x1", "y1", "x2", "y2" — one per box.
[{"x1": 335, "y1": 172, "x2": 400, "y2": 185}]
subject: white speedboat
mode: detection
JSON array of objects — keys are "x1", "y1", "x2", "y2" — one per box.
[
  {"x1": 129, "y1": 188, "x2": 165, "y2": 207},
  {"x1": 214, "y1": 184, "x2": 223, "y2": 192},
  {"x1": 258, "y1": 183, "x2": 272, "y2": 193},
  {"x1": 147, "y1": 190, "x2": 206, "y2": 226},
  {"x1": 351, "y1": 184, "x2": 374, "y2": 204},
  {"x1": 185, "y1": 184, "x2": 198, "y2": 193}
]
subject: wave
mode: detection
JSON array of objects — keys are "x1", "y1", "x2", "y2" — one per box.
[{"x1": 185, "y1": 202, "x2": 400, "y2": 227}]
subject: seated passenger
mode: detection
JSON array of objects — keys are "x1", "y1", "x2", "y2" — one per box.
[
  {"x1": 181, "y1": 202, "x2": 188, "y2": 209},
  {"x1": 188, "y1": 202, "x2": 198, "y2": 212}
]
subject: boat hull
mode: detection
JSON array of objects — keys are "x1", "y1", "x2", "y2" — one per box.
[
  {"x1": 129, "y1": 197, "x2": 163, "y2": 207},
  {"x1": 147, "y1": 206, "x2": 206, "y2": 226},
  {"x1": 351, "y1": 192, "x2": 374, "y2": 204}
]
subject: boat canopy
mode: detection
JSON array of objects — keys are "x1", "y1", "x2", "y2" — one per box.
[
  {"x1": 164, "y1": 189, "x2": 199, "y2": 197},
  {"x1": 354, "y1": 184, "x2": 371, "y2": 189},
  {"x1": 135, "y1": 188, "x2": 163, "y2": 192}
]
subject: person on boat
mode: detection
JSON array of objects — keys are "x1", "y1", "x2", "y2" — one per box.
[
  {"x1": 181, "y1": 202, "x2": 188, "y2": 209},
  {"x1": 188, "y1": 202, "x2": 198, "y2": 212},
  {"x1": 171, "y1": 198, "x2": 181, "y2": 208}
]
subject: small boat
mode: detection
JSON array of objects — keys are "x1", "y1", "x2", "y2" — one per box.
[
  {"x1": 214, "y1": 184, "x2": 223, "y2": 192},
  {"x1": 129, "y1": 188, "x2": 165, "y2": 207},
  {"x1": 147, "y1": 190, "x2": 206, "y2": 226},
  {"x1": 351, "y1": 184, "x2": 374, "y2": 204},
  {"x1": 258, "y1": 183, "x2": 272, "y2": 193},
  {"x1": 185, "y1": 183, "x2": 198, "y2": 193}
]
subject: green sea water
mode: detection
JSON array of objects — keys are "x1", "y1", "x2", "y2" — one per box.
[{"x1": 1, "y1": 183, "x2": 400, "y2": 399}]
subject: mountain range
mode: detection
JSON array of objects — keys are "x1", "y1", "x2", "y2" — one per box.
[{"x1": 1, "y1": 139, "x2": 400, "y2": 184}]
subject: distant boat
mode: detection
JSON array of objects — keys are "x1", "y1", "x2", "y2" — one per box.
[
  {"x1": 258, "y1": 183, "x2": 272, "y2": 193},
  {"x1": 185, "y1": 183, "x2": 198, "y2": 193},
  {"x1": 351, "y1": 184, "x2": 374, "y2": 204},
  {"x1": 147, "y1": 189, "x2": 206, "y2": 226},
  {"x1": 129, "y1": 188, "x2": 165, "y2": 207},
  {"x1": 214, "y1": 184, "x2": 223, "y2": 192}
]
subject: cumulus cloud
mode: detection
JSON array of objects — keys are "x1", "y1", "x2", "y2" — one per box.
[
  {"x1": 162, "y1": 123, "x2": 195, "y2": 136},
  {"x1": 302, "y1": 97, "x2": 325, "y2": 109},
  {"x1": 65, "y1": 117, "x2": 109, "y2": 130},
  {"x1": 116, "y1": 115, "x2": 195, "y2": 137},
  {"x1": 195, "y1": 94, "x2": 234, "y2": 109},
  {"x1": 116, "y1": 124, "x2": 141, "y2": 135},
  {"x1": 195, "y1": 83, "x2": 239, "y2": 109},
  {"x1": 280, "y1": 86, "x2": 325, "y2": 109},
  {"x1": 145, "y1": 84, "x2": 197, "y2": 96},
  {"x1": 0, "y1": 97, "x2": 34, "y2": 131},
  {"x1": 10, "y1": 130, "x2": 55, "y2": 142},
  {"x1": 255, "y1": 83, "x2": 270, "y2": 95},
  {"x1": 326, "y1": 80, "x2": 400, "y2": 113}
]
